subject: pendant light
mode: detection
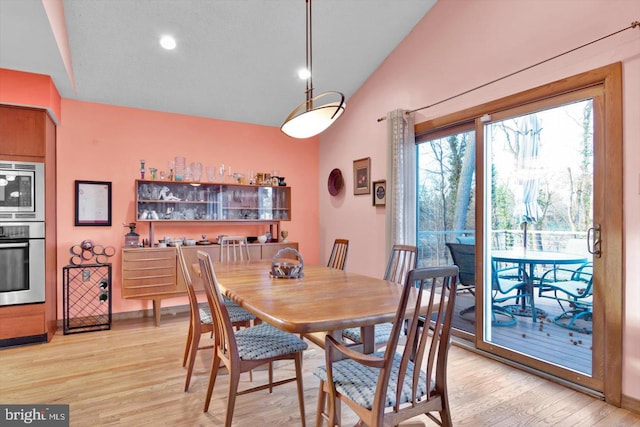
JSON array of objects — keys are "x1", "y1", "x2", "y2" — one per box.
[{"x1": 281, "y1": 0, "x2": 346, "y2": 139}]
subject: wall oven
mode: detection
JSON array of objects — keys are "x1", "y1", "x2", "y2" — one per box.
[
  {"x1": 0, "y1": 222, "x2": 45, "y2": 306},
  {"x1": 0, "y1": 160, "x2": 45, "y2": 222}
]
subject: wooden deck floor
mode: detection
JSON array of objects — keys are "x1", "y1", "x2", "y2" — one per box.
[{"x1": 451, "y1": 292, "x2": 592, "y2": 374}]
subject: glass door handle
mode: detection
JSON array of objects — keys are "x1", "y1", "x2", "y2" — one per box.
[{"x1": 587, "y1": 224, "x2": 602, "y2": 258}]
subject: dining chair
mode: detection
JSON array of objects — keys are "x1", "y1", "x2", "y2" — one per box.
[
  {"x1": 327, "y1": 238, "x2": 349, "y2": 270},
  {"x1": 538, "y1": 262, "x2": 593, "y2": 333},
  {"x1": 314, "y1": 265, "x2": 458, "y2": 427},
  {"x1": 176, "y1": 245, "x2": 255, "y2": 392},
  {"x1": 197, "y1": 251, "x2": 308, "y2": 426},
  {"x1": 219, "y1": 235, "x2": 251, "y2": 262},
  {"x1": 341, "y1": 244, "x2": 417, "y2": 348}
]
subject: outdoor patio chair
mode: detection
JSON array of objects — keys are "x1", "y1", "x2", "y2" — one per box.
[
  {"x1": 445, "y1": 243, "x2": 527, "y2": 326},
  {"x1": 491, "y1": 260, "x2": 530, "y2": 326},
  {"x1": 538, "y1": 262, "x2": 593, "y2": 334},
  {"x1": 445, "y1": 242, "x2": 476, "y2": 317}
]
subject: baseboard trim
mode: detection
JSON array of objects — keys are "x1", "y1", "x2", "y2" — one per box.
[
  {"x1": 621, "y1": 394, "x2": 640, "y2": 415},
  {"x1": 57, "y1": 304, "x2": 190, "y2": 328}
]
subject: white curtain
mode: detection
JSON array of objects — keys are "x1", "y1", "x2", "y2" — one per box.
[{"x1": 385, "y1": 109, "x2": 416, "y2": 257}]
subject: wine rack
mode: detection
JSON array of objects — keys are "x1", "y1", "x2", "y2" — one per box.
[{"x1": 62, "y1": 264, "x2": 112, "y2": 334}]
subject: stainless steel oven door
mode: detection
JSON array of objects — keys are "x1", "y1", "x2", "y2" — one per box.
[{"x1": 0, "y1": 237, "x2": 45, "y2": 306}]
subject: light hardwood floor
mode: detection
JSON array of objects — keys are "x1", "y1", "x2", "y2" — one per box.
[{"x1": 2, "y1": 312, "x2": 640, "y2": 426}]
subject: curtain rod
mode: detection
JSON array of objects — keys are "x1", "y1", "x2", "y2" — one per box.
[{"x1": 377, "y1": 20, "x2": 639, "y2": 123}]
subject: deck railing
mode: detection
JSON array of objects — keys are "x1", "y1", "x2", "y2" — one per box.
[{"x1": 417, "y1": 229, "x2": 588, "y2": 267}]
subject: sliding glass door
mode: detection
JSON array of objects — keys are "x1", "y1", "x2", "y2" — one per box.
[
  {"x1": 415, "y1": 64, "x2": 623, "y2": 399},
  {"x1": 482, "y1": 94, "x2": 596, "y2": 378}
]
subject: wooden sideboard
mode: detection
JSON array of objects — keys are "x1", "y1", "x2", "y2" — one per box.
[{"x1": 122, "y1": 242, "x2": 298, "y2": 325}]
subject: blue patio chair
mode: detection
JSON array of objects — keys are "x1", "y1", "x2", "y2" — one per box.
[
  {"x1": 491, "y1": 260, "x2": 530, "y2": 326},
  {"x1": 538, "y1": 262, "x2": 593, "y2": 334},
  {"x1": 444, "y1": 243, "x2": 527, "y2": 326}
]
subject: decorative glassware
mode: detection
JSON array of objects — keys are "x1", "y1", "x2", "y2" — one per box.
[
  {"x1": 206, "y1": 166, "x2": 216, "y2": 182},
  {"x1": 191, "y1": 162, "x2": 202, "y2": 182},
  {"x1": 174, "y1": 156, "x2": 186, "y2": 181}
]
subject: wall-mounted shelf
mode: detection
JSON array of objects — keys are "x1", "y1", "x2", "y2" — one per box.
[{"x1": 134, "y1": 179, "x2": 291, "y2": 243}]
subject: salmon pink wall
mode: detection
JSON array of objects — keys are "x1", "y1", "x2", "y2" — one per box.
[
  {"x1": 318, "y1": 0, "x2": 640, "y2": 398},
  {"x1": 0, "y1": 68, "x2": 61, "y2": 122},
  {"x1": 56, "y1": 99, "x2": 320, "y2": 316}
]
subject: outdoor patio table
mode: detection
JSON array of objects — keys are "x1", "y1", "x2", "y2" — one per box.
[{"x1": 491, "y1": 249, "x2": 588, "y2": 322}]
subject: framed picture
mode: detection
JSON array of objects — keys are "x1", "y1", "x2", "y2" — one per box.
[
  {"x1": 75, "y1": 180, "x2": 112, "y2": 226},
  {"x1": 373, "y1": 180, "x2": 386, "y2": 206},
  {"x1": 353, "y1": 157, "x2": 371, "y2": 195}
]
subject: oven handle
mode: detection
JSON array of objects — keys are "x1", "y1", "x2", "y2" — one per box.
[{"x1": 0, "y1": 242, "x2": 29, "y2": 248}]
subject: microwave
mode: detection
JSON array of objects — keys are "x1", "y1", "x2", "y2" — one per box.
[{"x1": 0, "y1": 160, "x2": 45, "y2": 222}]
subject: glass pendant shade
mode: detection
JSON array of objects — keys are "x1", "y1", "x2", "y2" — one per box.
[
  {"x1": 281, "y1": 0, "x2": 345, "y2": 139},
  {"x1": 281, "y1": 91, "x2": 346, "y2": 139}
]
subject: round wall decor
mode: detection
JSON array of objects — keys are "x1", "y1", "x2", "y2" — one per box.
[{"x1": 328, "y1": 168, "x2": 344, "y2": 196}]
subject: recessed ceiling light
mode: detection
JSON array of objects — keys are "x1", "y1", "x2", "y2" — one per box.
[
  {"x1": 297, "y1": 68, "x2": 311, "y2": 80},
  {"x1": 160, "y1": 35, "x2": 176, "y2": 50}
]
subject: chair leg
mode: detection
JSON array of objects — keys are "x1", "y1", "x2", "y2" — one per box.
[
  {"x1": 204, "y1": 353, "x2": 222, "y2": 412},
  {"x1": 315, "y1": 380, "x2": 326, "y2": 427},
  {"x1": 224, "y1": 369, "x2": 240, "y2": 427},
  {"x1": 439, "y1": 389, "x2": 453, "y2": 427},
  {"x1": 184, "y1": 331, "x2": 201, "y2": 392},
  {"x1": 182, "y1": 321, "x2": 193, "y2": 367},
  {"x1": 294, "y1": 353, "x2": 306, "y2": 427},
  {"x1": 268, "y1": 361, "x2": 273, "y2": 393}
]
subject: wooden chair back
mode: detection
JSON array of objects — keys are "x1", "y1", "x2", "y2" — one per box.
[
  {"x1": 176, "y1": 245, "x2": 213, "y2": 391},
  {"x1": 327, "y1": 238, "x2": 349, "y2": 270},
  {"x1": 321, "y1": 265, "x2": 458, "y2": 427},
  {"x1": 198, "y1": 251, "x2": 239, "y2": 366},
  {"x1": 384, "y1": 244, "x2": 417, "y2": 285},
  {"x1": 219, "y1": 236, "x2": 250, "y2": 261},
  {"x1": 197, "y1": 250, "x2": 307, "y2": 425}
]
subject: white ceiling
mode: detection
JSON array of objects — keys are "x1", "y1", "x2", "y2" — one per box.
[{"x1": 0, "y1": 0, "x2": 437, "y2": 127}]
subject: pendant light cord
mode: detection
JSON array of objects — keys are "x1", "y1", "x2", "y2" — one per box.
[
  {"x1": 306, "y1": 0, "x2": 313, "y2": 103},
  {"x1": 377, "y1": 20, "x2": 639, "y2": 122}
]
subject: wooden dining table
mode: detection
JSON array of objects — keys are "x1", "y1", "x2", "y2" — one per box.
[{"x1": 198, "y1": 259, "x2": 427, "y2": 354}]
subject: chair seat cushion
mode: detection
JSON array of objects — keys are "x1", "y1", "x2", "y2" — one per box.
[
  {"x1": 314, "y1": 351, "x2": 430, "y2": 409},
  {"x1": 341, "y1": 323, "x2": 393, "y2": 345},
  {"x1": 236, "y1": 323, "x2": 308, "y2": 360},
  {"x1": 545, "y1": 280, "x2": 591, "y2": 300},
  {"x1": 198, "y1": 302, "x2": 255, "y2": 325}
]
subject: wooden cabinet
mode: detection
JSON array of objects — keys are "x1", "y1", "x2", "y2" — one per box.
[
  {"x1": 0, "y1": 104, "x2": 57, "y2": 346},
  {"x1": 0, "y1": 105, "x2": 47, "y2": 158},
  {"x1": 121, "y1": 248, "x2": 178, "y2": 299},
  {"x1": 122, "y1": 242, "x2": 298, "y2": 325}
]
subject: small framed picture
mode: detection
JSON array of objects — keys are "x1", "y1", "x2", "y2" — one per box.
[
  {"x1": 373, "y1": 180, "x2": 386, "y2": 206},
  {"x1": 75, "y1": 180, "x2": 112, "y2": 226},
  {"x1": 353, "y1": 157, "x2": 371, "y2": 195}
]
